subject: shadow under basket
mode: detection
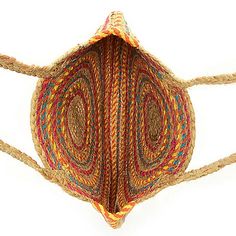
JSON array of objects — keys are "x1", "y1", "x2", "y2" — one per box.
[{"x1": 1, "y1": 11, "x2": 236, "y2": 228}]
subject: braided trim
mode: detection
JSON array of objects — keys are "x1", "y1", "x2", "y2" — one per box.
[
  {"x1": 182, "y1": 72, "x2": 236, "y2": 88},
  {"x1": 175, "y1": 153, "x2": 236, "y2": 183},
  {"x1": 0, "y1": 139, "x2": 68, "y2": 186},
  {"x1": 0, "y1": 54, "x2": 52, "y2": 77}
]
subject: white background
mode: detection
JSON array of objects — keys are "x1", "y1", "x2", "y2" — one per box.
[{"x1": 1, "y1": 0, "x2": 236, "y2": 235}]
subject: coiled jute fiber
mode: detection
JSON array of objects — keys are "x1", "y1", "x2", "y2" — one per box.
[{"x1": 1, "y1": 11, "x2": 236, "y2": 228}]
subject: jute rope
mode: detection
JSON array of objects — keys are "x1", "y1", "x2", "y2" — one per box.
[
  {"x1": 182, "y1": 72, "x2": 236, "y2": 88},
  {"x1": 0, "y1": 139, "x2": 68, "y2": 187},
  {"x1": 174, "y1": 153, "x2": 236, "y2": 184},
  {"x1": 0, "y1": 54, "x2": 52, "y2": 77},
  {"x1": 1, "y1": 54, "x2": 236, "y2": 210}
]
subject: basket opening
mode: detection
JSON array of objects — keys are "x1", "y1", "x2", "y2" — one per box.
[{"x1": 34, "y1": 34, "x2": 193, "y2": 216}]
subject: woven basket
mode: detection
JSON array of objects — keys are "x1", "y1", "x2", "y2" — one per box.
[{"x1": 1, "y1": 11, "x2": 236, "y2": 228}]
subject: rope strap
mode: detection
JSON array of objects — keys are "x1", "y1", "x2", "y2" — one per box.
[
  {"x1": 0, "y1": 54, "x2": 51, "y2": 77},
  {"x1": 174, "y1": 153, "x2": 236, "y2": 185},
  {"x1": 0, "y1": 139, "x2": 67, "y2": 186},
  {"x1": 182, "y1": 72, "x2": 236, "y2": 88}
]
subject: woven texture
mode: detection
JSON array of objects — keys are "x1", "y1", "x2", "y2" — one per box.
[
  {"x1": 1, "y1": 11, "x2": 236, "y2": 228},
  {"x1": 30, "y1": 11, "x2": 194, "y2": 226}
]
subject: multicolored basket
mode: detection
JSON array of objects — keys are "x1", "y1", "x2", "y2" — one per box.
[{"x1": 1, "y1": 11, "x2": 236, "y2": 228}]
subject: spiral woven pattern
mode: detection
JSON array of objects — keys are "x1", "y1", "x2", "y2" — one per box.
[
  {"x1": 2, "y1": 10, "x2": 236, "y2": 229},
  {"x1": 30, "y1": 11, "x2": 195, "y2": 226}
]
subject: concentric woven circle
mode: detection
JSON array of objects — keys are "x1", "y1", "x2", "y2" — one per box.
[{"x1": 31, "y1": 34, "x2": 195, "y2": 215}]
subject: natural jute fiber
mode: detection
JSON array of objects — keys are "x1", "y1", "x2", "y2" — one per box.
[{"x1": 1, "y1": 11, "x2": 236, "y2": 228}]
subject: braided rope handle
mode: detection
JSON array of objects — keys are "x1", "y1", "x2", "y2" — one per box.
[
  {"x1": 177, "y1": 73, "x2": 236, "y2": 183},
  {"x1": 0, "y1": 54, "x2": 236, "y2": 190},
  {"x1": 0, "y1": 54, "x2": 68, "y2": 188},
  {"x1": 182, "y1": 72, "x2": 236, "y2": 88},
  {"x1": 0, "y1": 54, "x2": 54, "y2": 77},
  {"x1": 0, "y1": 139, "x2": 68, "y2": 186}
]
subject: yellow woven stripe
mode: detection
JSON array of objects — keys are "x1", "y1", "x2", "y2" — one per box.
[
  {"x1": 92, "y1": 201, "x2": 120, "y2": 222},
  {"x1": 88, "y1": 32, "x2": 111, "y2": 45},
  {"x1": 114, "y1": 203, "x2": 135, "y2": 217},
  {"x1": 88, "y1": 26, "x2": 139, "y2": 48},
  {"x1": 109, "y1": 28, "x2": 139, "y2": 48},
  {"x1": 92, "y1": 201, "x2": 136, "y2": 223}
]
